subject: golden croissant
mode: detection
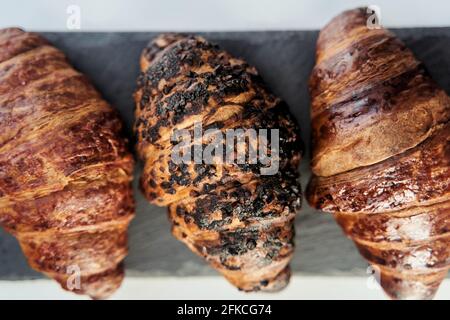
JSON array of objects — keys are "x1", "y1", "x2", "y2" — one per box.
[
  {"x1": 0, "y1": 28, "x2": 134, "y2": 299},
  {"x1": 307, "y1": 9, "x2": 449, "y2": 299},
  {"x1": 134, "y1": 34, "x2": 303, "y2": 291}
]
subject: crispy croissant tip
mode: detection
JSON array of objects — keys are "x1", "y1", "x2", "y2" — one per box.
[
  {"x1": 379, "y1": 269, "x2": 448, "y2": 300},
  {"x1": 256, "y1": 266, "x2": 291, "y2": 293},
  {"x1": 83, "y1": 267, "x2": 125, "y2": 300},
  {"x1": 225, "y1": 266, "x2": 291, "y2": 293}
]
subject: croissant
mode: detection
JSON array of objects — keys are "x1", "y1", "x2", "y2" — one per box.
[
  {"x1": 134, "y1": 34, "x2": 303, "y2": 291},
  {"x1": 306, "y1": 8, "x2": 450, "y2": 299},
  {"x1": 0, "y1": 28, "x2": 134, "y2": 299}
]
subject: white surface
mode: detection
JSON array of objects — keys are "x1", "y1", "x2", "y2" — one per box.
[
  {"x1": 1, "y1": 277, "x2": 449, "y2": 300},
  {"x1": 0, "y1": 0, "x2": 449, "y2": 31}
]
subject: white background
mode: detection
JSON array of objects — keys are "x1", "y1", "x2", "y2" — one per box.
[
  {"x1": 0, "y1": 0, "x2": 449, "y2": 31},
  {"x1": 0, "y1": 0, "x2": 449, "y2": 300},
  {"x1": 1, "y1": 277, "x2": 449, "y2": 300}
]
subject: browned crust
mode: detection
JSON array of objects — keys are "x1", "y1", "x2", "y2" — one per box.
[
  {"x1": 307, "y1": 123, "x2": 450, "y2": 213},
  {"x1": 309, "y1": 9, "x2": 450, "y2": 177},
  {"x1": 134, "y1": 34, "x2": 303, "y2": 291},
  {"x1": 306, "y1": 8, "x2": 450, "y2": 300},
  {"x1": 0, "y1": 28, "x2": 134, "y2": 299}
]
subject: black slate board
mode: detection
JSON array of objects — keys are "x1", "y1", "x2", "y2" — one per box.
[{"x1": 1, "y1": 29, "x2": 449, "y2": 280}]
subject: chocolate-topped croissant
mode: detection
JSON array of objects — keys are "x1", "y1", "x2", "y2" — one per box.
[
  {"x1": 306, "y1": 9, "x2": 449, "y2": 299},
  {"x1": 135, "y1": 34, "x2": 303, "y2": 291},
  {"x1": 0, "y1": 28, "x2": 134, "y2": 299}
]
